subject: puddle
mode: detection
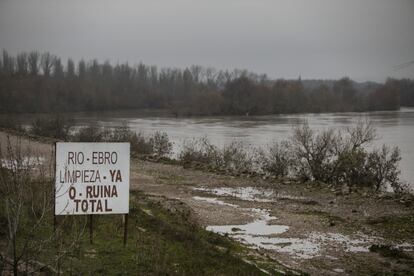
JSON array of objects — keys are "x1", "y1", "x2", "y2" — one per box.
[
  {"x1": 1, "y1": 156, "x2": 45, "y2": 169},
  {"x1": 192, "y1": 196, "x2": 238, "y2": 207},
  {"x1": 207, "y1": 215, "x2": 289, "y2": 236},
  {"x1": 314, "y1": 233, "x2": 375, "y2": 253},
  {"x1": 396, "y1": 242, "x2": 414, "y2": 251},
  {"x1": 194, "y1": 186, "x2": 274, "y2": 202},
  {"x1": 193, "y1": 187, "x2": 413, "y2": 260},
  {"x1": 194, "y1": 186, "x2": 308, "y2": 203},
  {"x1": 275, "y1": 193, "x2": 307, "y2": 201}
]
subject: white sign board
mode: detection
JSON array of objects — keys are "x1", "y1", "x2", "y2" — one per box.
[{"x1": 55, "y1": 142, "x2": 130, "y2": 215}]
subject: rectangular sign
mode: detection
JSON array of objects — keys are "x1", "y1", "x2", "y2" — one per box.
[{"x1": 55, "y1": 142, "x2": 130, "y2": 215}]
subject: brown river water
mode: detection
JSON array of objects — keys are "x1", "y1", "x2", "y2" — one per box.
[
  {"x1": 70, "y1": 108, "x2": 414, "y2": 189},
  {"x1": 8, "y1": 108, "x2": 414, "y2": 189}
]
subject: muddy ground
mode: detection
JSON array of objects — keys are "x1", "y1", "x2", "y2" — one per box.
[
  {"x1": 133, "y1": 160, "x2": 414, "y2": 275},
  {"x1": 1, "y1": 131, "x2": 413, "y2": 275}
]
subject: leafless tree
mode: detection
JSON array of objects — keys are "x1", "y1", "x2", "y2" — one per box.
[
  {"x1": 41, "y1": 52, "x2": 54, "y2": 77},
  {"x1": 0, "y1": 136, "x2": 85, "y2": 275},
  {"x1": 16, "y1": 53, "x2": 28, "y2": 76},
  {"x1": 28, "y1": 51, "x2": 40, "y2": 76}
]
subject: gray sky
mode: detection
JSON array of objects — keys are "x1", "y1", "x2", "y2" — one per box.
[{"x1": 0, "y1": 0, "x2": 413, "y2": 82}]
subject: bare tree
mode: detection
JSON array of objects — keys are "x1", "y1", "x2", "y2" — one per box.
[
  {"x1": 28, "y1": 51, "x2": 40, "y2": 76},
  {"x1": 0, "y1": 136, "x2": 85, "y2": 275},
  {"x1": 16, "y1": 53, "x2": 28, "y2": 76},
  {"x1": 41, "y1": 52, "x2": 54, "y2": 77},
  {"x1": 1, "y1": 50, "x2": 15, "y2": 75},
  {"x1": 66, "y1": 58, "x2": 75, "y2": 78},
  {"x1": 346, "y1": 120, "x2": 377, "y2": 150},
  {"x1": 53, "y1": 58, "x2": 64, "y2": 78}
]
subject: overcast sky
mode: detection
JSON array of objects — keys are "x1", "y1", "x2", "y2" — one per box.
[{"x1": 0, "y1": 0, "x2": 413, "y2": 82}]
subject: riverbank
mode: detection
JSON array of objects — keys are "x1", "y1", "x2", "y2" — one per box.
[
  {"x1": 1, "y1": 130, "x2": 414, "y2": 275},
  {"x1": 134, "y1": 159, "x2": 414, "y2": 275},
  {"x1": 7, "y1": 107, "x2": 412, "y2": 188},
  {"x1": 0, "y1": 131, "x2": 284, "y2": 275}
]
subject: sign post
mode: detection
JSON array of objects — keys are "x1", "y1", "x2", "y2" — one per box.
[
  {"x1": 123, "y1": 214, "x2": 128, "y2": 247},
  {"x1": 54, "y1": 142, "x2": 130, "y2": 243}
]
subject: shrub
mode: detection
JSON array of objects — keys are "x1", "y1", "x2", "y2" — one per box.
[
  {"x1": 0, "y1": 115, "x2": 24, "y2": 132},
  {"x1": 30, "y1": 115, "x2": 73, "y2": 140},
  {"x1": 72, "y1": 125, "x2": 107, "y2": 142},
  {"x1": 72, "y1": 122, "x2": 160, "y2": 156},
  {"x1": 179, "y1": 138, "x2": 252, "y2": 173},
  {"x1": 222, "y1": 141, "x2": 252, "y2": 172},
  {"x1": 333, "y1": 148, "x2": 370, "y2": 188},
  {"x1": 129, "y1": 132, "x2": 154, "y2": 155},
  {"x1": 149, "y1": 131, "x2": 173, "y2": 158},
  {"x1": 258, "y1": 140, "x2": 291, "y2": 177},
  {"x1": 285, "y1": 120, "x2": 402, "y2": 192},
  {"x1": 331, "y1": 121, "x2": 380, "y2": 189},
  {"x1": 109, "y1": 121, "x2": 134, "y2": 142},
  {"x1": 290, "y1": 122, "x2": 337, "y2": 182},
  {"x1": 365, "y1": 145, "x2": 401, "y2": 192},
  {"x1": 179, "y1": 137, "x2": 220, "y2": 165}
]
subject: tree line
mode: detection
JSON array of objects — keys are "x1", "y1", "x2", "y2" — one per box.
[{"x1": 1, "y1": 50, "x2": 413, "y2": 115}]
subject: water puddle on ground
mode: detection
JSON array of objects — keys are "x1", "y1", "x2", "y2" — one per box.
[
  {"x1": 192, "y1": 196, "x2": 238, "y2": 207},
  {"x1": 207, "y1": 208, "x2": 289, "y2": 236},
  {"x1": 205, "y1": 203, "x2": 321, "y2": 259},
  {"x1": 194, "y1": 186, "x2": 274, "y2": 202},
  {"x1": 1, "y1": 156, "x2": 45, "y2": 169},
  {"x1": 193, "y1": 186, "x2": 412, "y2": 260}
]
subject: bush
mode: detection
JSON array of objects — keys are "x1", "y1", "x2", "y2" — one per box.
[
  {"x1": 72, "y1": 125, "x2": 108, "y2": 142},
  {"x1": 0, "y1": 115, "x2": 24, "y2": 132},
  {"x1": 333, "y1": 148, "x2": 370, "y2": 188},
  {"x1": 222, "y1": 141, "x2": 252, "y2": 172},
  {"x1": 290, "y1": 122, "x2": 337, "y2": 182},
  {"x1": 129, "y1": 132, "x2": 154, "y2": 155},
  {"x1": 330, "y1": 121, "x2": 380, "y2": 189},
  {"x1": 30, "y1": 115, "x2": 73, "y2": 140},
  {"x1": 71, "y1": 122, "x2": 171, "y2": 158},
  {"x1": 149, "y1": 131, "x2": 173, "y2": 158},
  {"x1": 179, "y1": 138, "x2": 252, "y2": 173},
  {"x1": 288, "y1": 120, "x2": 402, "y2": 192},
  {"x1": 366, "y1": 145, "x2": 401, "y2": 192},
  {"x1": 258, "y1": 141, "x2": 291, "y2": 177},
  {"x1": 109, "y1": 122, "x2": 134, "y2": 142},
  {"x1": 179, "y1": 137, "x2": 220, "y2": 166}
]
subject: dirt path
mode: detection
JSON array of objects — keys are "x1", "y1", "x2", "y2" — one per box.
[{"x1": 2, "y1": 131, "x2": 413, "y2": 275}]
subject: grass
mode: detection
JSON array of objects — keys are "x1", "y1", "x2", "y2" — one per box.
[
  {"x1": 369, "y1": 244, "x2": 411, "y2": 260},
  {"x1": 366, "y1": 214, "x2": 414, "y2": 240},
  {"x1": 1, "y1": 191, "x2": 278, "y2": 275},
  {"x1": 297, "y1": 209, "x2": 346, "y2": 225}
]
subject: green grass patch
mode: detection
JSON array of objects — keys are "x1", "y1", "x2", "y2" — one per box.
[{"x1": 1, "y1": 191, "x2": 273, "y2": 275}]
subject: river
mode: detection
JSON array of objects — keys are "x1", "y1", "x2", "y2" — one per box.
[
  {"x1": 5, "y1": 108, "x2": 414, "y2": 187},
  {"x1": 65, "y1": 108, "x2": 414, "y2": 188}
]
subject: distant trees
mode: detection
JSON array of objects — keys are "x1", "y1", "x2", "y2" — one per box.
[
  {"x1": 0, "y1": 50, "x2": 411, "y2": 115},
  {"x1": 381, "y1": 78, "x2": 414, "y2": 108},
  {"x1": 28, "y1": 52, "x2": 40, "y2": 76}
]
